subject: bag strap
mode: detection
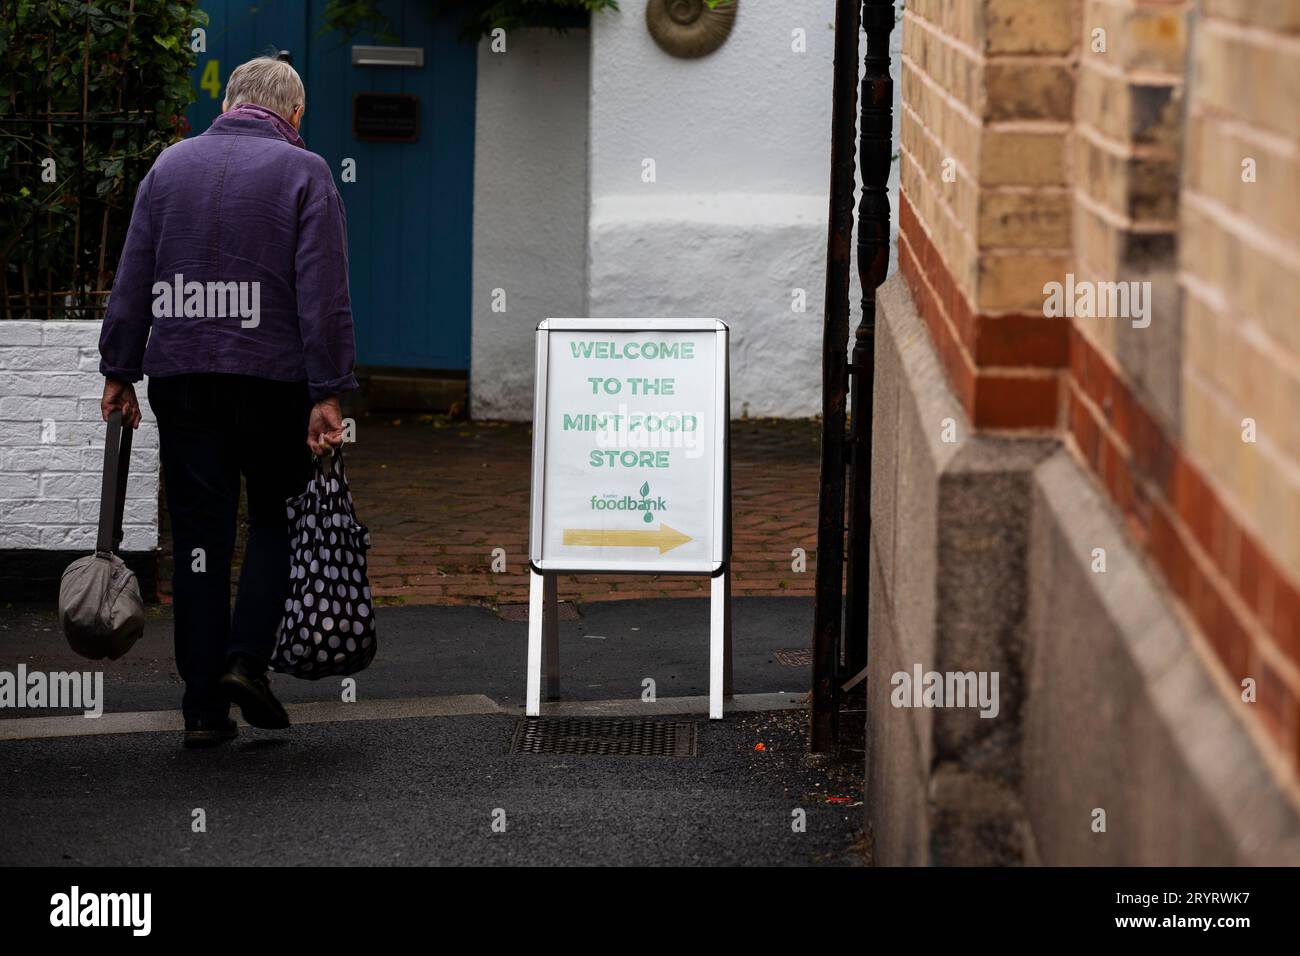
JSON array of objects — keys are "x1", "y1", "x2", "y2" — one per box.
[
  {"x1": 318, "y1": 443, "x2": 348, "y2": 484},
  {"x1": 314, "y1": 444, "x2": 358, "y2": 520},
  {"x1": 95, "y1": 410, "x2": 132, "y2": 555}
]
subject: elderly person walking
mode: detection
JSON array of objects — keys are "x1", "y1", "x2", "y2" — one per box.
[{"x1": 98, "y1": 57, "x2": 356, "y2": 748}]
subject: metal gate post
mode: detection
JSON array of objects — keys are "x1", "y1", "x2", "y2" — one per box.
[
  {"x1": 811, "y1": 0, "x2": 864, "y2": 753},
  {"x1": 843, "y1": 0, "x2": 896, "y2": 683}
]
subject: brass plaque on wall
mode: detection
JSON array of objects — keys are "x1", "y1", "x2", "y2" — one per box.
[{"x1": 352, "y1": 93, "x2": 420, "y2": 143}]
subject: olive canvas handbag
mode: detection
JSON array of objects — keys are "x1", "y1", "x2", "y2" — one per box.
[{"x1": 58, "y1": 410, "x2": 146, "y2": 660}]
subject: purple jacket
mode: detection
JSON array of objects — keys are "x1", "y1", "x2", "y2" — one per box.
[{"x1": 99, "y1": 105, "x2": 358, "y2": 401}]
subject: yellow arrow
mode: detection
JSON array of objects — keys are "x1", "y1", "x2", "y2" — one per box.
[{"x1": 563, "y1": 523, "x2": 693, "y2": 554}]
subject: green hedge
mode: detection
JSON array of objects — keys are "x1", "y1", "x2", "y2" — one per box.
[{"x1": 0, "y1": 0, "x2": 206, "y2": 319}]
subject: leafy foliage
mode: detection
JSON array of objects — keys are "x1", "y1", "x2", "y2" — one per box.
[
  {"x1": 1, "y1": 0, "x2": 206, "y2": 317},
  {"x1": 322, "y1": 0, "x2": 620, "y2": 43}
]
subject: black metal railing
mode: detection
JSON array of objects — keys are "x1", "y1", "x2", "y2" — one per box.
[
  {"x1": 0, "y1": 1, "x2": 155, "y2": 321},
  {"x1": 811, "y1": 0, "x2": 895, "y2": 753}
]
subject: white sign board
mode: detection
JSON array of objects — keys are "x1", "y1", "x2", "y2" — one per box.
[{"x1": 529, "y1": 318, "x2": 730, "y2": 574}]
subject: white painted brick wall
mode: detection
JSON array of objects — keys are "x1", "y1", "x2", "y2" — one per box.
[{"x1": 0, "y1": 320, "x2": 158, "y2": 551}]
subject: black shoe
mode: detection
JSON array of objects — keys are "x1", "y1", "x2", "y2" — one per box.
[
  {"x1": 219, "y1": 655, "x2": 291, "y2": 730},
  {"x1": 183, "y1": 715, "x2": 238, "y2": 749}
]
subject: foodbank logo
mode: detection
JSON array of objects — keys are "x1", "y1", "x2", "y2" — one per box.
[{"x1": 590, "y1": 481, "x2": 667, "y2": 523}]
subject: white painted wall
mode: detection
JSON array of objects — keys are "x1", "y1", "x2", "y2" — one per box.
[
  {"x1": 471, "y1": 1, "x2": 904, "y2": 420},
  {"x1": 470, "y1": 28, "x2": 591, "y2": 421},
  {"x1": 0, "y1": 321, "x2": 158, "y2": 552},
  {"x1": 588, "y1": 1, "x2": 848, "y2": 418},
  {"x1": 588, "y1": 191, "x2": 831, "y2": 417},
  {"x1": 589, "y1": 7, "x2": 838, "y2": 197}
]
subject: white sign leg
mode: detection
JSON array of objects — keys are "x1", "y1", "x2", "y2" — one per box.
[
  {"x1": 526, "y1": 567, "x2": 544, "y2": 716},
  {"x1": 723, "y1": 568, "x2": 733, "y2": 697},
  {"x1": 544, "y1": 571, "x2": 560, "y2": 700},
  {"x1": 710, "y1": 571, "x2": 727, "y2": 719}
]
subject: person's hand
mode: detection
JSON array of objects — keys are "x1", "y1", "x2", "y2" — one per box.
[
  {"x1": 307, "y1": 396, "x2": 345, "y2": 457},
  {"x1": 100, "y1": 379, "x2": 142, "y2": 429}
]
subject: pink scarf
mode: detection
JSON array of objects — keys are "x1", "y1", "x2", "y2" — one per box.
[{"x1": 225, "y1": 103, "x2": 305, "y2": 148}]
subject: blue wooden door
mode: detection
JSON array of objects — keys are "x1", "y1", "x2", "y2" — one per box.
[
  {"x1": 188, "y1": 1, "x2": 476, "y2": 373},
  {"x1": 186, "y1": 1, "x2": 309, "y2": 138}
]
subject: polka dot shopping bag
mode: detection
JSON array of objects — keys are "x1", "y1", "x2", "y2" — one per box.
[{"x1": 273, "y1": 447, "x2": 377, "y2": 678}]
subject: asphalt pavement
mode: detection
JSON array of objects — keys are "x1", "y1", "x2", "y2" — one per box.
[{"x1": 0, "y1": 597, "x2": 867, "y2": 866}]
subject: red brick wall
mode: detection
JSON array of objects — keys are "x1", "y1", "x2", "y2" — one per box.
[
  {"x1": 899, "y1": 195, "x2": 1066, "y2": 429},
  {"x1": 1069, "y1": 329, "x2": 1300, "y2": 761},
  {"x1": 897, "y1": 0, "x2": 1300, "y2": 770},
  {"x1": 898, "y1": 0, "x2": 1075, "y2": 430}
]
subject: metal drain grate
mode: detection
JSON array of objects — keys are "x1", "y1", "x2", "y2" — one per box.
[
  {"x1": 774, "y1": 647, "x2": 813, "y2": 667},
  {"x1": 510, "y1": 717, "x2": 697, "y2": 756},
  {"x1": 495, "y1": 602, "x2": 580, "y2": 622}
]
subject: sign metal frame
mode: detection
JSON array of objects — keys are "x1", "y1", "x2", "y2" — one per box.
[{"x1": 526, "y1": 318, "x2": 732, "y2": 719}]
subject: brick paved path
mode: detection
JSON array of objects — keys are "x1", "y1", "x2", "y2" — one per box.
[
  {"x1": 160, "y1": 416, "x2": 824, "y2": 607},
  {"x1": 351, "y1": 415, "x2": 821, "y2": 606}
]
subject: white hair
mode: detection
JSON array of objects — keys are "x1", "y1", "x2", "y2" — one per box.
[{"x1": 221, "y1": 57, "x2": 305, "y2": 120}]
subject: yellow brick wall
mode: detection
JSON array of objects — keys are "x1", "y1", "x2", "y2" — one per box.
[
  {"x1": 1072, "y1": 0, "x2": 1188, "y2": 421},
  {"x1": 901, "y1": 0, "x2": 1077, "y2": 315},
  {"x1": 899, "y1": 0, "x2": 1300, "y2": 769},
  {"x1": 1180, "y1": 7, "x2": 1300, "y2": 581}
]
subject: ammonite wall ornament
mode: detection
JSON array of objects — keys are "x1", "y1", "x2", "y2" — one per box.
[{"x1": 645, "y1": 0, "x2": 739, "y2": 59}]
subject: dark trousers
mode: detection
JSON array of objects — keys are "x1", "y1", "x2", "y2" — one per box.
[{"x1": 149, "y1": 374, "x2": 313, "y2": 721}]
